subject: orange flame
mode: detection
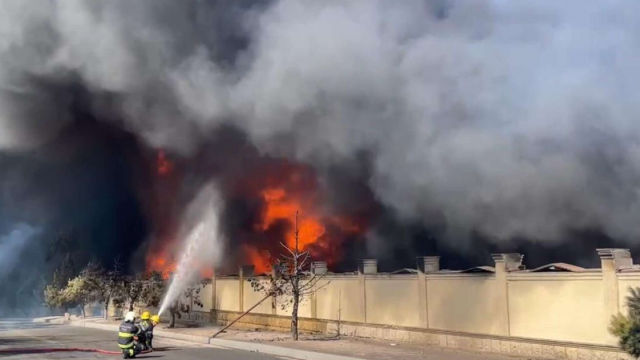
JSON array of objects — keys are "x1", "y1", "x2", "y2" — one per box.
[
  {"x1": 244, "y1": 245, "x2": 272, "y2": 274},
  {"x1": 146, "y1": 251, "x2": 177, "y2": 279},
  {"x1": 259, "y1": 187, "x2": 326, "y2": 251},
  {"x1": 146, "y1": 248, "x2": 214, "y2": 279},
  {"x1": 244, "y1": 163, "x2": 366, "y2": 271}
]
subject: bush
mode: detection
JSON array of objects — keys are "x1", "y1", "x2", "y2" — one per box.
[{"x1": 610, "y1": 288, "x2": 640, "y2": 358}]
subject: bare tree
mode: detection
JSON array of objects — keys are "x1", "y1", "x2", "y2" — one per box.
[
  {"x1": 92, "y1": 256, "x2": 126, "y2": 319},
  {"x1": 167, "y1": 280, "x2": 206, "y2": 328},
  {"x1": 140, "y1": 271, "x2": 166, "y2": 309},
  {"x1": 249, "y1": 211, "x2": 327, "y2": 340},
  {"x1": 115, "y1": 274, "x2": 145, "y2": 312}
]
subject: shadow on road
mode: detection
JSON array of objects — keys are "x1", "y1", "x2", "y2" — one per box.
[
  {"x1": 0, "y1": 337, "x2": 43, "y2": 346},
  {"x1": 151, "y1": 346, "x2": 179, "y2": 352},
  {"x1": 0, "y1": 320, "x2": 57, "y2": 332}
]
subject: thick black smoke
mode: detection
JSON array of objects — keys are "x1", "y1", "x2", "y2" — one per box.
[
  {"x1": 2, "y1": 0, "x2": 640, "y2": 311},
  {"x1": 0, "y1": 84, "x2": 150, "y2": 315}
]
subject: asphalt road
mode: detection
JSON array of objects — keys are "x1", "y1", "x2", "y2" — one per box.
[{"x1": 0, "y1": 319, "x2": 284, "y2": 360}]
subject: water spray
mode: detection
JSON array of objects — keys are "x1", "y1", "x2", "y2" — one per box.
[{"x1": 158, "y1": 183, "x2": 223, "y2": 316}]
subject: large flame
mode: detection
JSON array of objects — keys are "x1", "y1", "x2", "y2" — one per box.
[
  {"x1": 259, "y1": 187, "x2": 326, "y2": 251},
  {"x1": 244, "y1": 164, "x2": 365, "y2": 273},
  {"x1": 147, "y1": 249, "x2": 177, "y2": 279}
]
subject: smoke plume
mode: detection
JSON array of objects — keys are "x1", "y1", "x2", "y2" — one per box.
[{"x1": 2, "y1": 0, "x2": 640, "y2": 282}]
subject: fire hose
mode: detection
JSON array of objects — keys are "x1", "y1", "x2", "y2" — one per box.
[
  {"x1": 0, "y1": 347, "x2": 152, "y2": 356},
  {"x1": 0, "y1": 347, "x2": 122, "y2": 355},
  {"x1": 0, "y1": 333, "x2": 156, "y2": 356}
]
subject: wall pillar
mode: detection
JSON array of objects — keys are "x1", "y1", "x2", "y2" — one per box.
[
  {"x1": 239, "y1": 265, "x2": 254, "y2": 313},
  {"x1": 310, "y1": 261, "x2": 328, "y2": 319},
  {"x1": 417, "y1": 256, "x2": 439, "y2": 328},
  {"x1": 491, "y1": 253, "x2": 523, "y2": 336},
  {"x1": 358, "y1": 259, "x2": 377, "y2": 323},
  {"x1": 598, "y1": 249, "x2": 631, "y2": 318},
  {"x1": 271, "y1": 264, "x2": 280, "y2": 315},
  {"x1": 211, "y1": 268, "x2": 217, "y2": 314}
]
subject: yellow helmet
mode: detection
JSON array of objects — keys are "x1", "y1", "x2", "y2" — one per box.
[
  {"x1": 151, "y1": 315, "x2": 160, "y2": 324},
  {"x1": 141, "y1": 311, "x2": 151, "y2": 320}
]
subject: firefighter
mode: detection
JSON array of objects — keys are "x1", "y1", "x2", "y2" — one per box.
[
  {"x1": 118, "y1": 311, "x2": 141, "y2": 359},
  {"x1": 148, "y1": 315, "x2": 160, "y2": 350},
  {"x1": 138, "y1": 311, "x2": 154, "y2": 351}
]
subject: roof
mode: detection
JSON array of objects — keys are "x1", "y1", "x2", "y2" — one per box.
[
  {"x1": 460, "y1": 266, "x2": 495, "y2": 273},
  {"x1": 529, "y1": 263, "x2": 585, "y2": 273},
  {"x1": 618, "y1": 265, "x2": 640, "y2": 272},
  {"x1": 390, "y1": 268, "x2": 418, "y2": 274}
]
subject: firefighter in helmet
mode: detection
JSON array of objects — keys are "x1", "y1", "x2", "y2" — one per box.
[
  {"x1": 118, "y1": 311, "x2": 141, "y2": 359},
  {"x1": 138, "y1": 311, "x2": 154, "y2": 351},
  {"x1": 148, "y1": 315, "x2": 160, "y2": 349}
]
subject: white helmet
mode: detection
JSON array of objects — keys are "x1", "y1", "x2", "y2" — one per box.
[{"x1": 124, "y1": 311, "x2": 136, "y2": 323}]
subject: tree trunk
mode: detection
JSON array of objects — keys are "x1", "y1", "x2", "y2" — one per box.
[
  {"x1": 169, "y1": 311, "x2": 176, "y2": 328},
  {"x1": 104, "y1": 297, "x2": 110, "y2": 320},
  {"x1": 290, "y1": 210, "x2": 300, "y2": 341},
  {"x1": 291, "y1": 288, "x2": 299, "y2": 341},
  {"x1": 80, "y1": 303, "x2": 86, "y2": 319},
  {"x1": 128, "y1": 301, "x2": 134, "y2": 312}
]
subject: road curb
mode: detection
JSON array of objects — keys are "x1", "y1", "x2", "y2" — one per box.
[
  {"x1": 32, "y1": 317, "x2": 65, "y2": 325},
  {"x1": 208, "y1": 338, "x2": 366, "y2": 360},
  {"x1": 70, "y1": 322, "x2": 210, "y2": 345},
  {"x1": 68, "y1": 321, "x2": 365, "y2": 360},
  {"x1": 154, "y1": 329, "x2": 210, "y2": 345}
]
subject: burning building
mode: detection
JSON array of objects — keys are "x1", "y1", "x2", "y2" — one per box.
[{"x1": 2, "y1": 0, "x2": 640, "y2": 314}]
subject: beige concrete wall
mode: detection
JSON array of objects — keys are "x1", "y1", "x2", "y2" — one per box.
[
  {"x1": 508, "y1": 274, "x2": 612, "y2": 345},
  {"x1": 210, "y1": 266, "x2": 625, "y2": 349},
  {"x1": 365, "y1": 277, "x2": 421, "y2": 327},
  {"x1": 315, "y1": 277, "x2": 362, "y2": 322},
  {"x1": 427, "y1": 275, "x2": 500, "y2": 334},
  {"x1": 243, "y1": 278, "x2": 273, "y2": 315},
  {"x1": 200, "y1": 283, "x2": 213, "y2": 311},
  {"x1": 216, "y1": 278, "x2": 240, "y2": 311}
]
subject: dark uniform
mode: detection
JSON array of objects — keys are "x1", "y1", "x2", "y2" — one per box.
[
  {"x1": 118, "y1": 321, "x2": 141, "y2": 358},
  {"x1": 138, "y1": 319, "x2": 154, "y2": 349}
]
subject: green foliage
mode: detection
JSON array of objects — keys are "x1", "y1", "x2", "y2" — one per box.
[
  {"x1": 43, "y1": 285, "x2": 63, "y2": 310},
  {"x1": 627, "y1": 288, "x2": 640, "y2": 320},
  {"x1": 63, "y1": 276, "x2": 94, "y2": 317},
  {"x1": 610, "y1": 287, "x2": 640, "y2": 358},
  {"x1": 43, "y1": 258, "x2": 83, "y2": 313}
]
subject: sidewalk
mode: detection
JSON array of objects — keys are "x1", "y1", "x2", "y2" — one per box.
[{"x1": 67, "y1": 318, "x2": 530, "y2": 360}]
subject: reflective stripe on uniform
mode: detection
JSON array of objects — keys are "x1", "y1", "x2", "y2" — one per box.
[
  {"x1": 118, "y1": 343, "x2": 134, "y2": 349},
  {"x1": 118, "y1": 332, "x2": 134, "y2": 338}
]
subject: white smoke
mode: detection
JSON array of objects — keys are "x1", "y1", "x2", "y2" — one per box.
[
  {"x1": 2, "y1": 0, "x2": 640, "y2": 244},
  {"x1": 0, "y1": 224, "x2": 39, "y2": 280}
]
